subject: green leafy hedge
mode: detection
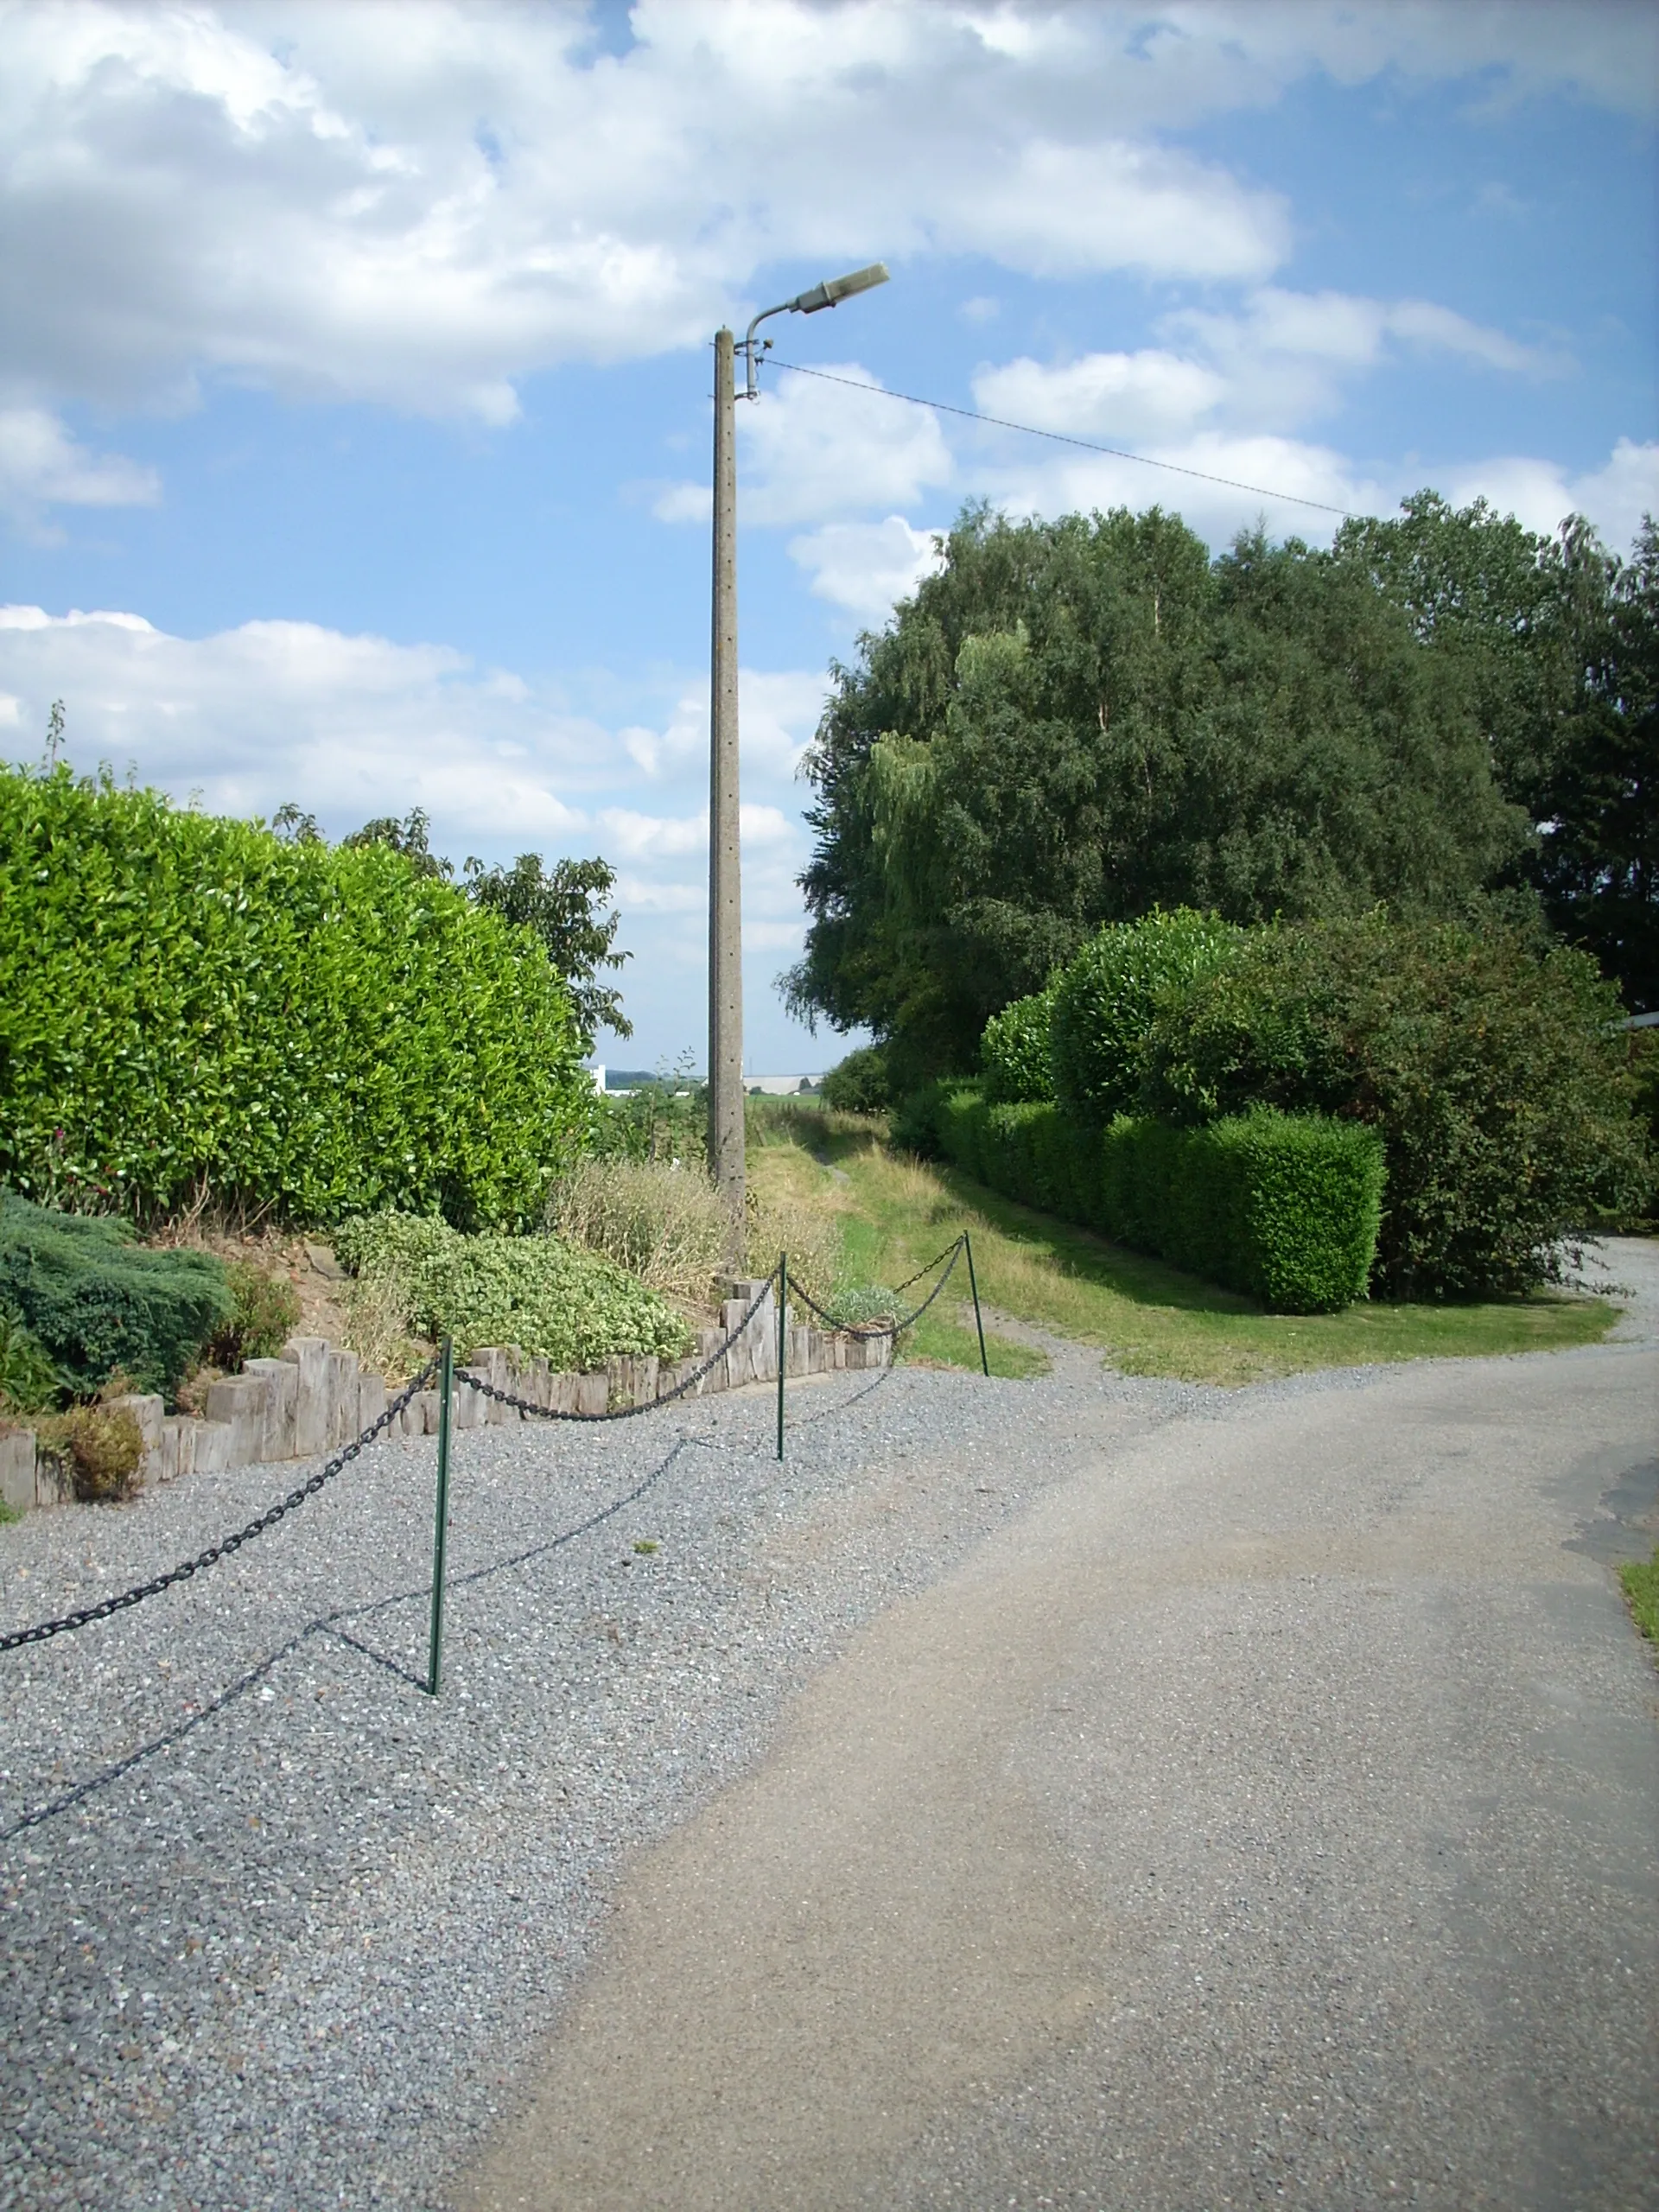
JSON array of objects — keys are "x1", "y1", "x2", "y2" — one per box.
[
  {"x1": 1049, "y1": 908, "x2": 1236, "y2": 1127},
  {"x1": 921, "y1": 1084, "x2": 1382, "y2": 1313},
  {"x1": 0, "y1": 1192, "x2": 232, "y2": 1399},
  {"x1": 334, "y1": 1211, "x2": 694, "y2": 1371},
  {"x1": 1140, "y1": 913, "x2": 1649, "y2": 1296},
  {"x1": 979, "y1": 990, "x2": 1055, "y2": 1103},
  {"x1": 0, "y1": 764, "x2": 593, "y2": 1229}
]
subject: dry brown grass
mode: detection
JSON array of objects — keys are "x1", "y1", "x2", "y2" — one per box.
[{"x1": 548, "y1": 1152, "x2": 845, "y2": 1315}]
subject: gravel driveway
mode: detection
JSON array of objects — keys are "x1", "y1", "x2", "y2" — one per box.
[{"x1": 3, "y1": 1243, "x2": 1656, "y2": 2211}]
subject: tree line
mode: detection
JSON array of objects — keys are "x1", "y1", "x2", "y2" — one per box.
[{"x1": 786, "y1": 493, "x2": 1656, "y2": 1088}]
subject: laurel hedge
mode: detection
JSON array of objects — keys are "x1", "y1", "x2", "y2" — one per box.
[
  {"x1": 0, "y1": 764, "x2": 593, "y2": 1230},
  {"x1": 1139, "y1": 912, "x2": 1648, "y2": 1297},
  {"x1": 978, "y1": 988, "x2": 1055, "y2": 1103}
]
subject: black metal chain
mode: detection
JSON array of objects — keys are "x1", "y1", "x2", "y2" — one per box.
[
  {"x1": 460, "y1": 1266, "x2": 782, "y2": 1424},
  {"x1": 0, "y1": 1357, "x2": 440, "y2": 1656},
  {"x1": 770, "y1": 1238, "x2": 966, "y2": 1341},
  {"x1": 886, "y1": 1235, "x2": 968, "y2": 1298}
]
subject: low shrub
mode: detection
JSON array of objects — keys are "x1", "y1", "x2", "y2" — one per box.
[
  {"x1": 590, "y1": 1074, "x2": 707, "y2": 1166},
  {"x1": 0, "y1": 1305, "x2": 61, "y2": 1414},
  {"x1": 0, "y1": 1192, "x2": 231, "y2": 1400},
  {"x1": 820, "y1": 1046, "x2": 891, "y2": 1115},
  {"x1": 550, "y1": 1155, "x2": 728, "y2": 1306},
  {"x1": 204, "y1": 1262, "x2": 302, "y2": 1369},
  {"x1": 1141, "y1": 912, "x2": 1649, "y2": 1297},
  {"x1": 1049, "y1": 909, "x2": 1236, "y2": 1127},
  {"x1": 35, "y1": 1403, "x2": 146, "y2": 1502},
  {"x1": 334, "y1": 1211, "x2": 693, "y2": 1371},
  {"x1": 979, "y1": 991, "x2": 1055, "y2": 1104},
  {"x1": 888, "y1": 1079, "x2": 956, "y2": 1158},
  {"x1": 930, "y1": 1084, "x2": 1382, "y2": 1313},
  {"x1": 813, "y1": 1283, "x2": 901, "y2": 1328}
]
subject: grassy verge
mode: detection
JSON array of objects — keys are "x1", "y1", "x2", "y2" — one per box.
[
  {"x1": 746, "y1": 1100, "x2": 1618, "y2": 1387},
  {"x1": 1621, "y1": 1548, "x2": 1659, "y2": 1649}
]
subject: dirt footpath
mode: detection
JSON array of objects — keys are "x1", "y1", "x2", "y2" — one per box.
[{"x1": 459, "y1": 1303, "x2": 1659, "y2": 2210}]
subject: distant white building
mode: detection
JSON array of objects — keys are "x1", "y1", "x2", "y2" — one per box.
[{"x1": 745, "y1": 1074, "x2": 823, "y2": 1096}]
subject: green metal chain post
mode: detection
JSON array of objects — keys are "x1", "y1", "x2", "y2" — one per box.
[
  {"x1": 776, "y1": 1252, "x2": 787, "y2": 1460},
  {"x1": 963, "y1": 1233, "x2": 989, "y2": 1376},
  {"x1": 427, "y1": 1336, "x2": 454, "y2": 1696}
]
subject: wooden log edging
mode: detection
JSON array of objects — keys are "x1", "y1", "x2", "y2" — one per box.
[{"x1": 0, "y1": 1280, "x2": 888, "y2": 1515}]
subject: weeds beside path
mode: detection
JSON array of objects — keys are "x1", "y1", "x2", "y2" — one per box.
[{"x1": 748, "y1": 1102, "x2": 1618, "y2": 1388}]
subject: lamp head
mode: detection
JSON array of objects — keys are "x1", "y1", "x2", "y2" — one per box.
[{"x1": 788, "y1": 262, "x2": 890, "y2": 315}]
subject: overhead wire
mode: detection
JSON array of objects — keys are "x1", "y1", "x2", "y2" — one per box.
[{"x1": 763, "y1": 357, "x2": 1361, "y2": 519}]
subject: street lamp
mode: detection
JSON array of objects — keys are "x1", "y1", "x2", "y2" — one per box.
[{"x1": 707, "y1": 261, "x2": 890, "y2": 1270}]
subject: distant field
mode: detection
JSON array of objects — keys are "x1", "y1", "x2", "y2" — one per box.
[{"x1": 746, "y1": 1101, "x2": 1619, "y2": 1388}]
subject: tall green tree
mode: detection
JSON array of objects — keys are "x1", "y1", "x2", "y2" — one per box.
[
  {"x1": 1333, "y1": 493, "x2": 1657, "y2": 1010},
  {"x1": 789, "y1": 503, "x2": 1527, "y2": 1083}
]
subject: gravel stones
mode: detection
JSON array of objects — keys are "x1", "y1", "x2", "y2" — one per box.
[{"x1": 0, "y1": 1349, "x2": 1177, "y2": 2212}]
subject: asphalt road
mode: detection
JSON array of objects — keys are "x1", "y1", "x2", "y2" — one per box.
[{"x1": 460, "y1": 1268, "x2": 1659, "y2": 2212}]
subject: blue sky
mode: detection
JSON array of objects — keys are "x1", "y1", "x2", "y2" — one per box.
[{"x1": 1, "y1": 1, "x2": 1655, "y2": 1073}]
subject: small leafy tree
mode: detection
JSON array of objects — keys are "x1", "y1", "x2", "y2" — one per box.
[
  {"x1": 820, "y1": 1045, "x2": 891, "y2": 1113},
  {"x1": 463, "y1": 853, "x2": 632, "y2": 1051},
  {"x1": 342, "y1": 806, "x2": 450, "y2": 879}
]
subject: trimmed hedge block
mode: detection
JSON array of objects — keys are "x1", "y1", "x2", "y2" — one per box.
[{"x1": 920, "y1": 1084, "x2": 1382, "y2": 1314}]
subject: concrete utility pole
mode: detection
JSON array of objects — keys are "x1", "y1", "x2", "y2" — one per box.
[
  {"x1": 708, "y1": 325, "x2": 744, "y2": 1268},
  {"x1": 707, "y1": 264, "x2": 889, "y2": 1277}
]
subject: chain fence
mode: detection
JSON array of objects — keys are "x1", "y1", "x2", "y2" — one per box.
[
  {"x1": 785, "y1": 1236, "x2": 967, "y2": 1340},
  {"x1": 0, "y1": 1235, "x2": 981, "y2": 1680},
  {"x1": 0, "y1": 1357, "x2": 439, "y2": 1656}
]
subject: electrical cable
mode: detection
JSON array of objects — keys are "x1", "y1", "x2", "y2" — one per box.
[{"x1": 765, "y1": 358, "x2": 1360, "y2": 518}]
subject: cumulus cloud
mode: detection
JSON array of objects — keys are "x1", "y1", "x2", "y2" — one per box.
[
  {"x1": 1153, "y1": 287, "x2": 1561, "y2": 431},
  {"x1": 656, "y1": 365, "x2": 952, "y2": 530},
  {"x1": 0, "y1": 0, "x2": 1388, "y2": 423},
  {"x1": 0, "y1": 601, "x2": 598, "y2": 833},
  {"x1": 2, "y1": 3, "x2": 1646, "y2": 427},
  {"x1": 788, "y1": 518, "x2": 945, "y2": 625},
  {"x1": 0, "y1": 407, "x2": 159, "y2": 528},
  {"x1": 973, "y1": 350, "x2": 1228, "y2": 442},
  {"x1": 1446, "y1": 438, "x2": 1659, "y2": 551}
]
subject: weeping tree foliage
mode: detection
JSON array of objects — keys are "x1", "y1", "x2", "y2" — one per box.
[{"x1": 786, "y1": 502, "x2": 1531, "y2": 1084}]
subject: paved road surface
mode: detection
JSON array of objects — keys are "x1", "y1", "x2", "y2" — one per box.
[{"x1": 460, "y1": 1282, "x2": 1659, "y2": 2210}]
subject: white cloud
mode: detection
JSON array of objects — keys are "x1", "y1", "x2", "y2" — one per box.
[
  {"x1": 0, "y1": 1, "x2": 1294, "y2": 419},
  {"x1": 0, "y1": 601, "x2": 603, "y2": 833},
  {"x1": 974, "y1": 349, "x2": 1226, "y2": 441},
  {"x1": 981, "y1": 429, "x2": 1384, "y2": 546},
  {"x1": 3, "y1": 3, "x2": 1648, "y2": 427},
  {"x1": 657, "y1": 365, "x2": 952, "y2": 530},
  {"x1": 1156, "y1": 286, "x2": 1560, "y2": 430},
  {"x1": 788, "y1": 517, "x2": 945, "y2": 624},
  {"x1": 1446, "y1": 438, "x2": 1659, "y2": 551},
  {"x1": 0, "y1": 598, "x2": 830, "y2": 1060},
  {"x1": 0, "y1": 406, "x2": 159, "y2": 526}
]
